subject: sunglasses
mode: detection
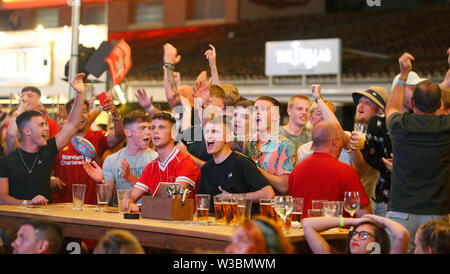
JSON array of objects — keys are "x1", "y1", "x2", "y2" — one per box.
[{"x1": 349, "y1": 230, "x2": 376, "y2": 240}]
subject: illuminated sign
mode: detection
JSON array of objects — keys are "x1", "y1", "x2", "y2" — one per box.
[
  {"x1": 0, "y1": 43, "x2": 52, "y2": 87},
  {"x1": 265, "y1": 38, "x2": 341, "y2": 76},
  {"x1": 2, "y1": 0, "x2": 105, "y2": 9}
]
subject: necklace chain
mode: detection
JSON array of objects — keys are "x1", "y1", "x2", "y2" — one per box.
[{"x1": 18, "y1": 148, "x2": 38, "y2": 174}]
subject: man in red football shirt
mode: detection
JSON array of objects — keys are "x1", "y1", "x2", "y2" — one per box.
[
  {"x1": 130, "y1": 112, "x2": 200, "y2": 211},
  {"x1": 51, "y1": 91, "x2": 125, "y2": 205},
  {"x1": 288, "y1": 121, "x2": 372, "y2": 218}
]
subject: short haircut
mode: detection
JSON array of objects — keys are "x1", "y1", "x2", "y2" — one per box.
[
  {"x1": 412, "y1": 80, "x2": 442, "y2": 114},
  {"x1": 94, "y1": 229, "x2": 145, "y2": 254},
  {"x1": 122, "y1": 110, "x2": 150, "y2": 129},
  {"x1": 150, "y1": 111, "x2": 176, "y2": 125},
  {"x1": 287, "y1": 95, "x2": 311, "y2": 109},
  {"x1": 220, "y1": 84, "x2": 240, "y2": 106},
  {"x1": 16, "y1": 110, "x2": 43, "y2": 135},
  {"x1": 23, "y1": 219, "x2": 63, "y2": 254},
  {"x1": 235, "y1": 99, "x2": 254, "y2": 109},
  {"x1": 209, "y1": 84, "x2": 226, "y2": 99},
  {"x1": 255, "y1": 96, "x2": 281, "y2": 115},
  {"x1": 418, "y1": 220, "x2": 450, "y2": 254},
  {"x1": 312, "y1": 121, "x2": 339, "y2": 148},
  {"x1": 21, "y1": 86, "x2": 42, "y2": 97},
  {"x1": 65, "y1": 98, "x2": 89, "y2": 114}
]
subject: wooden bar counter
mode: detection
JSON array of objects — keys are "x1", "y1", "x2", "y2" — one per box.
[{"x1": 0, "y1": 203, "x2": 348, "y2": 253}]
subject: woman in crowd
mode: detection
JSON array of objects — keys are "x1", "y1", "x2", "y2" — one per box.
[{"x1": 226, "y1": 215, "x2": 293, "y2": 254}]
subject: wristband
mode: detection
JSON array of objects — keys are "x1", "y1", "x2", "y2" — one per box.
[
  {"x1": 397, "y1": 80, "x2": 406, "y2": 87},
  {"x1": 163, "y1": 63, "x2": 175, "y2": 70},
  {"x1": 145, "y1": 105, "x2": 155, "y2": 113},
  {"x1": 313, "y1": 96, "x2": 323, "y2": 103},
  {"x1": 339, "y1": 216, "x2": 345, "y2": 227}
]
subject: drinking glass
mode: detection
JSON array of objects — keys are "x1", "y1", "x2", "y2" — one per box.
[
  {"x1": 273, "y1": 196, "x2": 294, "y2": 233},
  {"x1": 259, "y1": 199, "x2": 275, "y2": 219},
  {"x1": 117, "y1": 189, "x2": 132, "y2": 216},
  {"x1": 352, "y1": 123, "x2": 368, "y2": 150},
  {"x1": 213, "y1": 196, "x2": 225, "y2": 224},
  {"x1": 344, "y1": 191, "x2": 360, "y2": 218},
  {"x1": 236, "y1": 197, "x2": 252, "y2": 223},
  {"x1": 311, "y1": 199, "x2": 326, "y2": 217},
  {"x1": 222, "y1": 196, "x2": 238, "y2": 225},
  {"x1": 96, "y1": 184, "x2": 110, "y2": 212},
  {"x1": 291, "y1": 198, "x2": 304, "y2": 228},
  {"x1": 195, "y1": 194, "x2": 210, "y2": 223},
  {"x1": 72, "y1": 184, "x2": 86, "y2": 210},
  {"x1": 323, "y1": 201, "x2": 340, "y2": 217}
]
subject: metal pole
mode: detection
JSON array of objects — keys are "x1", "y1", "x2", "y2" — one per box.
[{"x1": 68, "y1": 0, "x2": 81, "y2": 99}]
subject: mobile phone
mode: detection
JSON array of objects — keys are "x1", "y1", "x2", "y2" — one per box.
[{"x1": 96, "y1": 92, "x2": 108, "y2": 107}]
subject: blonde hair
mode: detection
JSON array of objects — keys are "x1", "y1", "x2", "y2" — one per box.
[{"x1": 93, "y1": 229, "x2": 145, "y2": 254}]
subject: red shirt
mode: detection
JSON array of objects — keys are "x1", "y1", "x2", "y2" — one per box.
[
  {"x1": 134, "y1": 148, "x2": 200, "y2": 196},
  {"x1": 288, "y1": 152, "x2": 370, "y2": 217},
  {"x1": 52, "y1": 130, "x2": 109, "y2": 204},
  {"x1": 46, "y1": 116, "x2": 60, "y2": 138}
]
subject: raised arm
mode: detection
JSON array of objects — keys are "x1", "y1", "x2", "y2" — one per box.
[
  {"x1": 135, "y1": 88, "x2": 161, "y2": 116},
  {"x1": 205, "y1": 44, "x2": 220, "y2": 85},
  {"x1": 302, "y1": 216, "x2": 366, "y2": 254},
  {"x1": 101, "y1": 90, "x2": 125, "y2": 148},
  {"x1": 55, "y1": 73, "x2": 85, "y2": 151},
  {"x1": 363, "y1": 214, "x2": 409, "y2": 254},
  {"x1": 6, "y1": 98, "x2": 30, "y2": 153},
  {"x1": 163, "y1": 43, "x2": 182, "y2": 109},
  {"x1": 386, "y1": 52, "x2": 414, "y2": 119}
]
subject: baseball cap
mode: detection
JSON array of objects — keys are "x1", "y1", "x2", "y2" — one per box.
[
  {"x1": 352, "y1": 86, "x2": 389, "y2": 110},
  {"x1": 391, "y1": 71, "x2": 427, "y2": 90}
]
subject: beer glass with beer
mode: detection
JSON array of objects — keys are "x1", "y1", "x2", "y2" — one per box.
[
  {"x1": 195, "y1": 194, "x2": 210, "y2": 223},
  {"x1": 213, "y1": 196, "x2": 225, "y2": 224},
  {"x1": 351, "y1": 123, "x2": 368, "y2": 150}
]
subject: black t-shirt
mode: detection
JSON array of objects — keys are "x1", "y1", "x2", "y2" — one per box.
[
  {"x1": 0, "y1": 137, "x2": 58, "y2": 202},
  {"x1": 198, "y1": 152, "x2": 270, "y2": 214},
  {"x1": 179, "y1": 125, "x2": 212, "y2": 162},
  {"x1": 387, "y1": 112, "x2": 450, "y2": 215}
]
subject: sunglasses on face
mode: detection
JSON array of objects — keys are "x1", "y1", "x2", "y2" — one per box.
[{"x1": 350, "y1": 230, "x2": 376, "y2": 240}]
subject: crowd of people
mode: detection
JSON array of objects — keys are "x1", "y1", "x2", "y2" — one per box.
[{"x1": 0, "y1": 44, "x2": 449, "y2": 254}]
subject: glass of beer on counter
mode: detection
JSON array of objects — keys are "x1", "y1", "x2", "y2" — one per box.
[
  {"x1": 291, "y1": 197, "x2": 304, "y2": 228},
  {"x1": 259, "y1": 199, "x2": 275, "y2": 219},
  {"x1": 222, "y1": 196, "x2": 238, "y2": 225},
  {"x1": 236, "y1": 196, "x2": 252, "y2": 223},
  {"x1": 195, "y1": 194, "x2": 210, "y2": 223},
  {"x1": 213, "y1": 196, "x2": 225, "y2": 224}
]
